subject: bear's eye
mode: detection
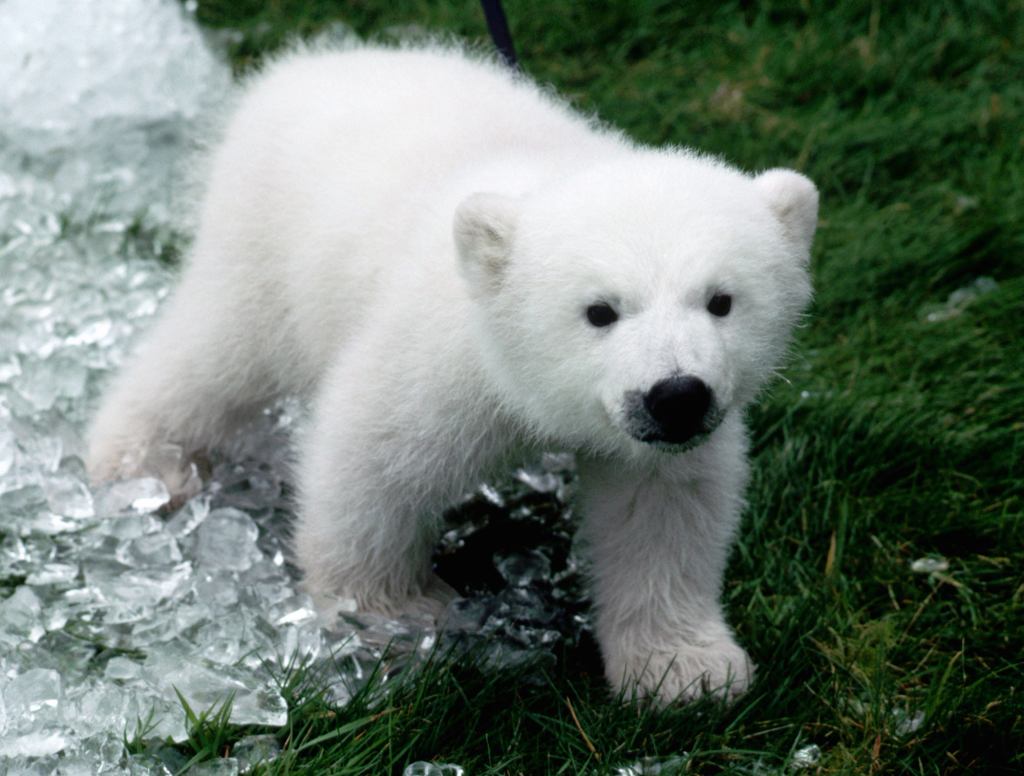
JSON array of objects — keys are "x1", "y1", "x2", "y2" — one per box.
[
  {"x1": 585, "y1": 302, "x2": 619, "y2": 327},
  {"x1": 707, "y1": 293, "x2": 732, "y2": 317}
]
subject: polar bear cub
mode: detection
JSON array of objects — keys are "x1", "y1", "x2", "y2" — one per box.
[{"x1": 88, "y1": 43, "x2": 817, "y2": 704}]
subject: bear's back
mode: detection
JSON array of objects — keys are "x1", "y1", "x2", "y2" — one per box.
[{"x1": 182, "y1": 45, "x2": 631, "y2": 376}]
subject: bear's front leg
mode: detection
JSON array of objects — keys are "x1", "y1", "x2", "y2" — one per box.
[
  {"x1": 292, "y1": 341, "x2": 508, "y2": 625},
  {"x1": 578, "y1": 439, "x2": 753, "y2": 705},
  {"x1": 294, "y1": 409, "x2": 456, "y2": 622}
]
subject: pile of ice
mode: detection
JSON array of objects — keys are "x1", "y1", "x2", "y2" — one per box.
[{"x1": 0, "y1": 0, "x2": 586, "y2": 770}]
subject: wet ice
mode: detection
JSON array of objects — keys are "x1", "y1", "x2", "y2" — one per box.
[
  {"x1": 232, "y1": 734, "x2": 282, "y2": 772},
  {"x1": 0, "y1": 0, "x2": 288, "y2": 765},
  {"x1": 790, "y1": 743, "x2": 822, "y2": 769},
  {"x1": 194, "y1": 508, "x2": 261, "y2": 572},
  {"x1": 402, "y1": 763, "x2": 466, "y2": 776},
  {"x1": 93, "y1": 477, "x2": 171, "y2": 516}
]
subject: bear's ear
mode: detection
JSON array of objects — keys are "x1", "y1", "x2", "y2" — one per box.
[
  {"x1": 454, "y1": 192, "x2": 518, "y2": 296},
  {"x1": 754, "y1": 169, "x2": 819, "y2": 255}
]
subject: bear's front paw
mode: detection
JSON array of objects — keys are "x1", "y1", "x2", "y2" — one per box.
[
  {"x1": 306, "y1": 573, "x2": 458, "y2": 627},
  {"x1": 608, "y1": 637, "x2": 754, "y2": 705},
  {"x1": 394, "y1": 574, "x2": 459, "y2": 624},
  {"x1": 88, "y1": 440, "x2": 202, "y2": 508}
]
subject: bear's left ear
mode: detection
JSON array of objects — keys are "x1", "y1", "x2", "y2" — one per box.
[
  {"x1": 454, "y1": 192, "x2": 518, "y2": 296},
  {"x1": 753, "y1": 169, "x2": 819, "y2": 255}
]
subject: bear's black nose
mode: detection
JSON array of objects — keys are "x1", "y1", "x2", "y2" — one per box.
[{"x1": 643, "y1": 376, "x2": 712, "y2": 443}]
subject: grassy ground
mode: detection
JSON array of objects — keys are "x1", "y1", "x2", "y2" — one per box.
[{"x1": 159, "y1": 1, "x2": 1022, "y2": 772}]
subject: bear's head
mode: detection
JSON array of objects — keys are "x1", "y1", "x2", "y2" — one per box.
[{"x1": 454, "y1": 152, "x2": 817, "y2": 459}]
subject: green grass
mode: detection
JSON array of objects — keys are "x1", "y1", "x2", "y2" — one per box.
[{"x1": 152, "y1": 1, "x2": 1023, "y2": 772}]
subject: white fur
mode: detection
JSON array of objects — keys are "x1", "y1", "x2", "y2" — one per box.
[{"x1": 88, "y1": 43, "x2": 817, "y2": 704}]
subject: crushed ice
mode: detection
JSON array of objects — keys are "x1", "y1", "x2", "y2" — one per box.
[
  {"x1": 789, "y1": 743, "x2": 822, "y2": 769},
  {"x1": 402, "y1": 763, "x2": 466, "y2": 776},
  {"x1": 910, "y1": 556, "x2": 949, "y2": 574},
  {"x1": 922, "y1": 276, "x2": 998, "y2": 322},
  {"x1": 0, "y1": 0, "x2": 588, "y2": 770},
  {"x1": 892, "y1": 708, "x2": 925, "y2": 736},
  {"x1": 611, "y1": 754, "x2": 689, "y2": 775}
]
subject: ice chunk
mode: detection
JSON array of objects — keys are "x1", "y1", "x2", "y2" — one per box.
[
  {"x1": 93, "y1": 513, "x2": 164, "y2": 541},
  {"x1": 127, "y1": 747, "x2": 189, "y2": 775},
  {"x1": 195, "y1": 508, "x2": 261, "y2": 572},
  {"x1": 142, "y1": 651, "x2": 289, "y2": 733},
  {"x1": 104, "y1": 656, "x2": 144, "y2": 682},
  {"x1": 910, "y1": 556, "x2": 949, "y2": 574},
  {"x1": 193, "y1": 611, "x2": 248, "y2": 665},
  {"x1": 478, "y1": 482, "x2": 505, "y2": 507},
  {"x1": 0, "y1": 587, "x2": 46, "y2": 646},
  {"x1": 0, "y1": 533, "x2": 30, "y2": 567},
  {"x1": 514, "y1": 452, "x2": 576, "y2": 499},
  {"x1": 0, "y1": 428, "x2": 15, "y2": 477},
  {"x1": 44, "y1": 472, "x2": 95, "y2": 518},
  {"x1": 0, "y1": 484, "x2": 48, "y2": 522},
  {"x1": 268, "y1": 593, "x2": 319, "y2": 627},
  {"x1": 64, "y1": 315, "x2": 113, "y2": 347},
  {"x1": 166, "y1": 495, "x2": 211, "y2": 537},
  {"x1": 0, "y1": 669, "x2": 67, "y2": 757},
  {"x1": 0, "y1": 731, "x2": 72, "y2": 759},
  {"x1": 402, "y1": 764, "x2": 466, "y2": 776},
  {"x1": 790, "y1": 743, "x2": 822, "y2": 769},
  {"x1": 61, "y1": 682, "x2": 136, "y2": 742},
  {"x1": 276, "y1": 620, "x2": 326, "y2": 665},
  {"x1": 77, "y1": 734, "x2": 129, "y2": 773},
  {"x1": 130, "y1": 600, "x2": 206, "y2": 646},
  {"x1": 12, "y1": 357, "x2": 89, "y2": 410},
  {"x1": 893, "y1": 708, "x2": 925, "y2": 736},
  {"x1": 515, "y1": 466, "x2": 561, "y2": 494},
  {"x1": 94, "y1": 477, "x2": 171, "y2": 516},
  {"x1": 115, "y1": 532, "x2": 183, "y2": 567},
  {"x1": 612, "y1": 755, "x2": 689, "y2": 775},
  {"x1": 10, "y1": 420, "x2": 64, "y2": 476},
  {"x1": 233, "y1": 734, "x2": 281, "y2": 773},
  {"x1": 923, "y1": 276, "x2": 999, "y2": 322},
  {"x1": 25, "y1": 510, "x2": 86, "y2": 536},
  {"x1": 192, "y1": 571, "x2": 242, "y2": 609},
  {"x1": 83, "y1": 557, "x2": 193, "y2": 617},
  {"x1": 187, "y1": 759, "x2": 240, "y2": 776},
  {"x1": 25, "y1": 562, "x2": 79, "y2": 586},
  {"x1": 0, "y1": 355, "x2": 22, "y2": 384},
  {"x1": 496, "y1": 550, "x2": 551, "y2": 587}
]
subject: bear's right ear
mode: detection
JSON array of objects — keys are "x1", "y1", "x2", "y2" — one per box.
[
  {"x1": 753, "y1": 169, "x2": 819, "y2": 256},
  {"x1": 454, "y1": 192, "x2": 518, "y2": 296}
]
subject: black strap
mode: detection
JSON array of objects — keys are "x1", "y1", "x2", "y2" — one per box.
[{"x1": 480, "y1": 0, "x2": 518, "y2": 69}]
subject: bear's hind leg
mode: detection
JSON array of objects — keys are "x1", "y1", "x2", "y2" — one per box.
[{"x1": 87, "y1": 265, "x2": 295, "y2": 498}]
